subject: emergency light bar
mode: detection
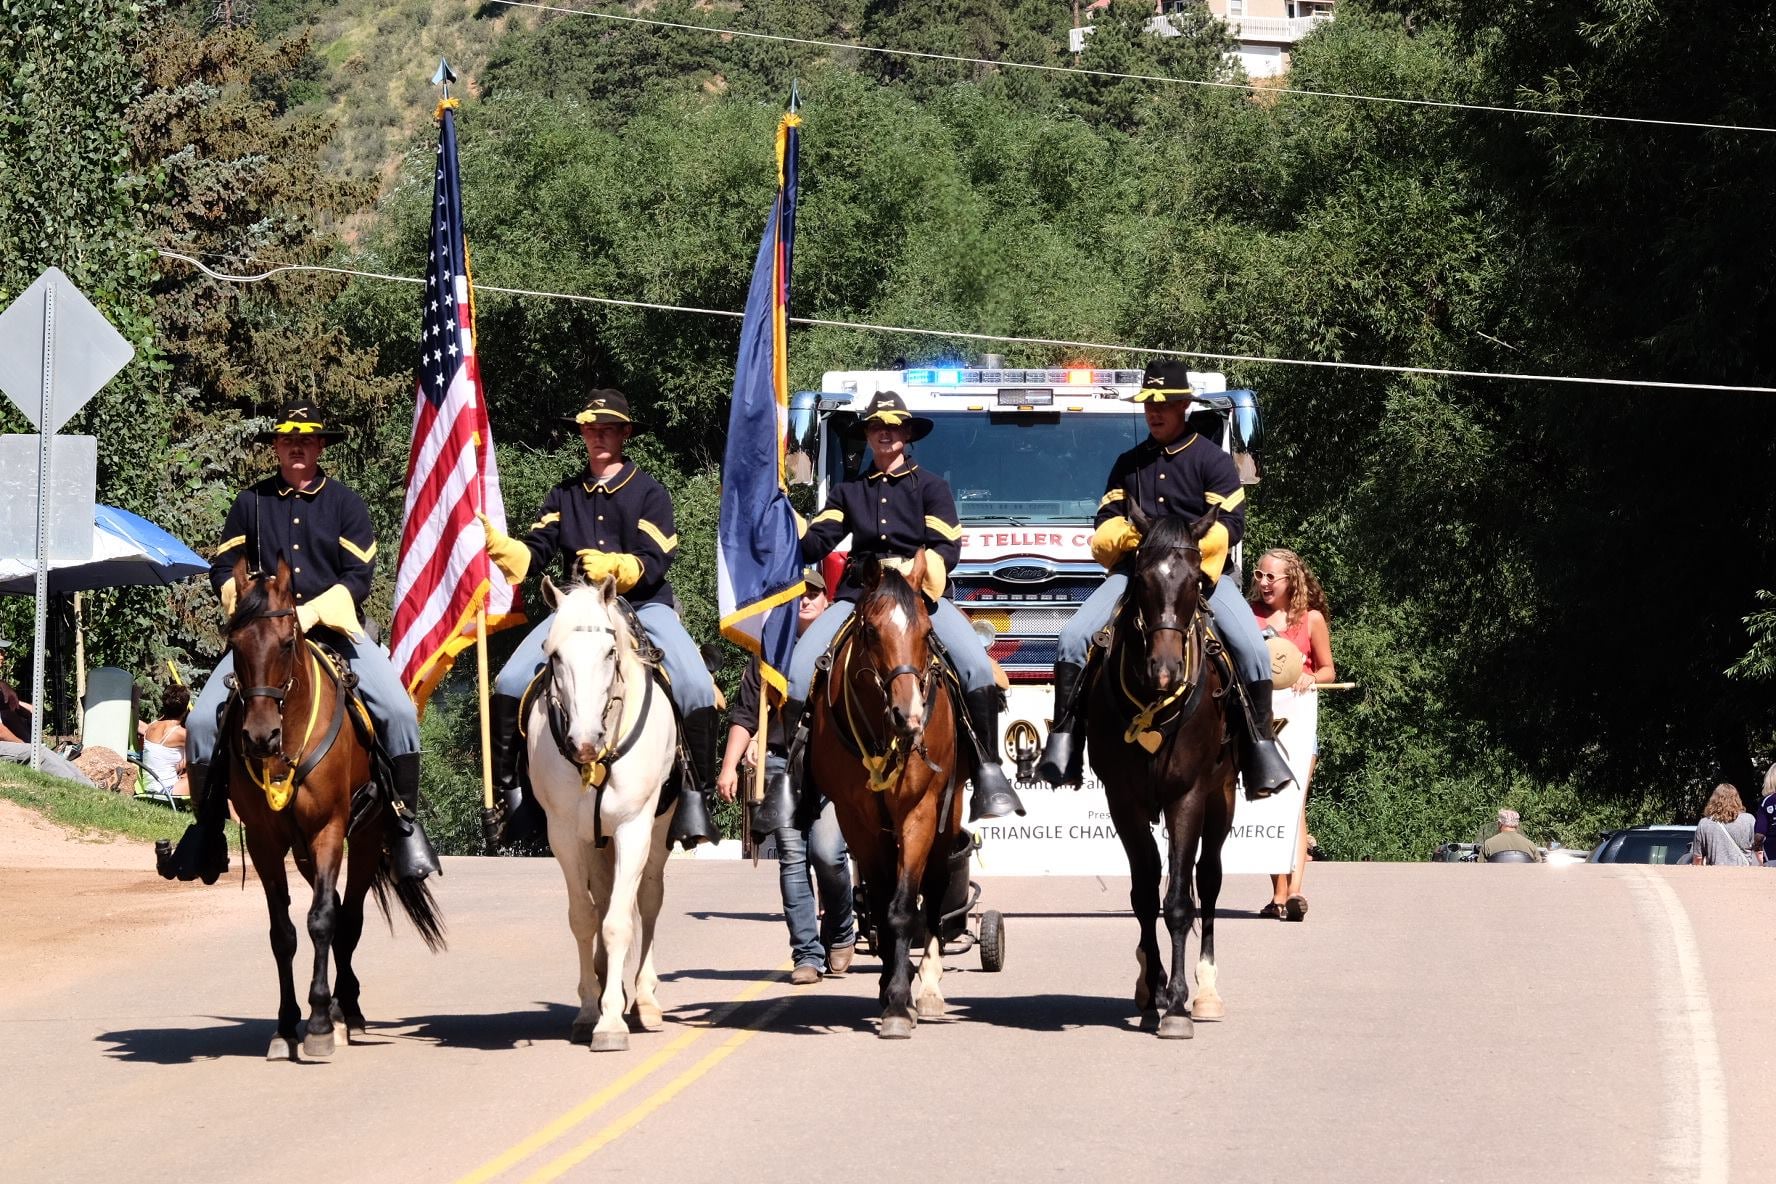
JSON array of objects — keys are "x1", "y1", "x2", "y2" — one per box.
[
  {"x1": 996, "y1": 389, "x2": 1053, "y2": 406},
  {"x1": 904, "y1": 368, "x2": 1144, "y2": 387}
]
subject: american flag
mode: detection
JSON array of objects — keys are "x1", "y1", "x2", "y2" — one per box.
[{"x1": 389, "y1": 98, "x2": 521, "y2": 712}]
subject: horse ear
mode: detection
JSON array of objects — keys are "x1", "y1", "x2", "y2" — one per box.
[
  {"x1": 597, "y1": 575, "x2": 618, "y2": 603},
  {"x1": 854, "y1": 553, "x2": 882, "y2": 596},
  {"x1": 1189, "y1": 505, "x2": 1221, "y2": 541},
  {"x1": 541, "y1": 575, "x2": 562, "y2": 612},
  {"x1": 909, "y1": 548, "x2": 928, "y2": 592},
  {"x1": 231, "y1": 554, "x2": 251, "y2": 593},
  {"x1": 273, "y1": 553, "x2": 292, "y2": 592},
  {"x1": 1128, "y1": 502, "x2": 1154, "y2": 538}
]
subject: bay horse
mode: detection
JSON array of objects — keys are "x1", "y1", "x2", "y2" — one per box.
[
  {"x1": 809, "y1": 552, "x2": 963, "y2": 1039},
  {"x1": 223, "y1": 557, "x2": 444, "y2": 1061},
  {"x1": 525, "y1": 576, "x2": 679, "y2": 1052},
  {"x1": 1084, "y1": 508, "x2": 1239, "y2": 1039}
]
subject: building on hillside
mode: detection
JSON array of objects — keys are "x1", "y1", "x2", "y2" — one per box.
[{"x1": 1069, "y1": 0, "x2": 1335, "y2": 79}]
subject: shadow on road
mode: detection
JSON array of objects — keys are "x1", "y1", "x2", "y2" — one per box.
[
  {"x1": 400, "y1": 1002, "x2": 578, "y2": 1049},
  {"x1": 683, "y1": 911, "x2": 782, "y2": 923},
  {"x1": 97, "y1": 1016, "x2": 316, "y2": 1064},
  {"x1": 659, "y1": 966, "x2": 787, "y2": 983}
]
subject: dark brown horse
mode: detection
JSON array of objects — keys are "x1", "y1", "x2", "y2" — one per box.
[
  {"x1": 223, "y1": 556, "x2": 444, "y2": 1060},
  {"x1": 809, "y1": 552, "x2": 964, "y2": 1039},
  {"x1": 1084, "y1": 508, "x2": 1238, "y2": 1039}
]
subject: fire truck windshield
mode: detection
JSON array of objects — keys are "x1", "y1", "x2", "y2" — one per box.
[{"x1": 907, "y1": 411, "x2": 1150, "y2": 524}]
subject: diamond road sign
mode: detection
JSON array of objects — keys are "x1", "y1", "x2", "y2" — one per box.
[{"x1": 0, "y1": 267, "x2": 135, "y2": 432}]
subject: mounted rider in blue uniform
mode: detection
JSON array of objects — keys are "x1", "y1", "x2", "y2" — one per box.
[
  {"x1": 164, "y1": 403, "x2": 441, "y2": 884},
  {"x1": 759, "y1": 391, "x2": 1024, "y2": 830},
  {"x1": 1037, "y1": 360, "x2": 1295, "y2": 797},
  {"x1": 481, "y1": 389, "x2": 722, "y2": 848}
]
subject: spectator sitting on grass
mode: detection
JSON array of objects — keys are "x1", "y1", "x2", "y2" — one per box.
[{"x1": 0, "y1": 635, "x2": 94, "y2": 785}]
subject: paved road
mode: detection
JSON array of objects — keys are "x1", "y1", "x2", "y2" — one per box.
[{"x1": 1, "y1": 853, "x2": 1766, "y2": 1183}]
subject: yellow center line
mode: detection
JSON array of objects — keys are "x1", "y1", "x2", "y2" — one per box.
[
  {"x1": 520, "y1": 994, "x2": 798, "y2": 1183},
  {"x1": 452, "y1": 964, "x2": 790, "y2": 1184}
]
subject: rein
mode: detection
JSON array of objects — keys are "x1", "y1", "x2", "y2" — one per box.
[
  {"x1": 227, "y1": 637, "x2": 348, "y2": 814},
  {"x1": 834, "y1": 624, "x2": 945, "y2": 795},
  {"x1": 543, "y1": 619, "x2": 657, "y2": 846}
]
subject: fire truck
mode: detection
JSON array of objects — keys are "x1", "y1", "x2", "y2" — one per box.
[{"x1": 787, "y1": 362, "x2": 1280, "y2": 876}]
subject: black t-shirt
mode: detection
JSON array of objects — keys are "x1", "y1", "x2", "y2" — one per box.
[{"x1": 728, "y1": 658, "x2": 785, "y2": 751}]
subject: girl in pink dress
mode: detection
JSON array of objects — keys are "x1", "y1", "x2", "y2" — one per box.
[{"x1": 1250, "y1": 549, "x2": 1335, "y2": 921}]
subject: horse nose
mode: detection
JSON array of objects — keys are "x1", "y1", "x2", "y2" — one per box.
[
  {"x1": 248, "y1": 725, "x2": 281, "y2": 757},
  {"x1": 574, "y1": 741, "x2": 601, "y2": 765},
  {"x1": 1151, "y1": 660, "x2": 1173, "y2": 691}
]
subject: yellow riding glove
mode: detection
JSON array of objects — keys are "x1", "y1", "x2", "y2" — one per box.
[
  {"x1": 295, "y1": 583, "x2": 364, "y2": 640},
  {"x1": 219, "y1": 577, "x2": 239, "y2": 619},
  {"x1": 577, "y1": 550, "x2": 643, "y2": 593},
  {"x1": 1090, "y1": 516, "x2": 1142, "y2": 569},
  {"x1": 479, "y1": 512, "x2": 531, "y2": 583},
  {"x1": 1200, "y1": 520, "x2": 1230, "y2": 584}
]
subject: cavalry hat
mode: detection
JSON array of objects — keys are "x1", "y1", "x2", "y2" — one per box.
[
  {"x1": 565, "y1": 389, "x2": 640, "y2": 430},
  {"x1": 255, "y1": 402, "x2": 347, "y2": 444},
  {"x1": 1267, "y1": 635, "x2": 1306, "y2": 690},
  {"x1": 848, "y1": 390, "x2": 933, "y2": 442},
  {"x1": 1133, "y1": 358, "x2": 1197, "y2": 404}
]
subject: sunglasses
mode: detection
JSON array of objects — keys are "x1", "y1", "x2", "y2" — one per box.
[{"x1": 1253, "y1": 571, "x2": 1288, "y2": 583}]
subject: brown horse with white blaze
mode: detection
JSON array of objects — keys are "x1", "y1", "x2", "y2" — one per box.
[
  {"x1": 1084, "y1": 508, "x2": 1239, "y2": 1039},
  {"x1": 223, "y1": 556, "x2": 444, "y2": 1060},
  {"x1": 809, "y1": 552, "x2": 964, "y2": 1039}
]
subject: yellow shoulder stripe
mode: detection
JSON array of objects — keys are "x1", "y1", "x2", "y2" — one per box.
[
  {"x1": 1097, "y1": 489, "x2": 1126, "y2": 511},
  {"x1": 339, "y1": 537, "x2": 376, "y2": 563},
  {"x1": 1203, "y1": 487, "x2": 1246, "y2": 512},
  {"x1": 924, "y1": 515, "x2": 963, "y2": 542},
  {"x1": 810, "y1": 508, "x2": 845, "y2": 527},
  {"x1": 638, "y1": 519, "x2": 679, "y2": 553},
  {"x1": 213, "y1": 534, "x2": 247, "y2": 558},
  {"x1": 529, "y1": 511, "x2": 561, "y2": 532}
]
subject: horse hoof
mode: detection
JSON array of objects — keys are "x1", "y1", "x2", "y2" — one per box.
[
  {"x1": 266, "y1": 1036, "x2": 296, "y2": 1061},
  {"x1": 570, "y1": 1020, "x2": 596, "y2": 1045},
  {"x1": 916, "y1": 994, "x2": 945, "y2": 1020},
  {"x1": 1192, "y1": 995, "x2": 1226, "y2": 1022},
  {"x1": 1157, "y1": 1014, "x2": 1194, "y2": 1040},
  {"x1": 630, "y1": 1003, "x2": 665, "y2": 1033},
  {"x1": 591, "y1": 1028, "x2": 630, "y2": 1053},
  {"x1": 879, "y1": 1015, "x2": 915, "y2": 1040},
  {"x1": 302, "y1": 1028, "x2": 336, "y2": 1058},
  {"x1": 1138, "y1": 1009, "x2": 1161, "y2": 1033}
]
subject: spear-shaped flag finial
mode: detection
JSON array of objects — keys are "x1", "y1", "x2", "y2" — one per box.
[{"x1": 432, "y1": 57, "x2": 457, "y2": 90}]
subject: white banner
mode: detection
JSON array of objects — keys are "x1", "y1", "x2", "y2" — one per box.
[{"x1": 971, "y1": 684, "x2": 1315, "y2": 876}]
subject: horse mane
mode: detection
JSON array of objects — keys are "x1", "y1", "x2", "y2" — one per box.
[
  {"x1": 862, "y1": 564, "x2": 924, "y2": 625},
  {"x1": 228, "y1": 575, "x2": 279, "y2": 632},
  {"x1": 1136, "y1": 517, "x2": 1203, "y2": 573}
]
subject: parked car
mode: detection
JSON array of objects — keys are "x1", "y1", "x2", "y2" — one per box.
[{"x1": 1586, "y1": 825, "x2": 1696, "y2": 865}]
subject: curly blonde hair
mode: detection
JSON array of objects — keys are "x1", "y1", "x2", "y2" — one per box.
[
  {"x1": 1702, "y1": 782, "x2": 1746, "y2": 824},
  {"x1": 1248, "y1": 548, "x2": 1330, "y2": 626}
]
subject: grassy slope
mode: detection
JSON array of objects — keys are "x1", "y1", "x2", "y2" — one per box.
[
  {"x1": 287, "y1": 0, "x2": 540, "y2": 187},
  {"x1": 0, "y1": 763, "x2": 243, "y2": 846}
]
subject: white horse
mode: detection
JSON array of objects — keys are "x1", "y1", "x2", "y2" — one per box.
[{"x1": 527, "y1": 576, "x2": 680, "y2": 1052}]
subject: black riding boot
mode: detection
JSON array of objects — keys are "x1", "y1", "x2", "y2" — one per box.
[
  {"x1": 750, "y1": 698, "x2": 803, "y2": 836},
  {"x1": 1036, "y1": 661, "x2": 1087, "y2": 787},
  {"x1": 491, "y1": 694, "x2": 544, "y2": 846},
  {"x1": 964, "y1": 686, "x2": 1024, "y2": 821},
  {"x1": 387, "y1": 752, "x2": 443, "y2": 880},
  {"x1": 669, "y1": 706, "x2": 723, "y2": 849},
  {"x1": 1233, "y1": 675, "x2": 1295, "y2": 799},
  {"x1": 155, "y1": 760, "x2": 230, "y2": 884}
]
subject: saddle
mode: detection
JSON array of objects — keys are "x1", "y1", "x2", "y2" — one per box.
[{"x1": 516, "y1": 596, "x2": 677, "y2": 845}]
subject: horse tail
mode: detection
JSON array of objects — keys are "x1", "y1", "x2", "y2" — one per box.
[{"x1": 369, "y1": 852, "x2": 448, "y2": 952}]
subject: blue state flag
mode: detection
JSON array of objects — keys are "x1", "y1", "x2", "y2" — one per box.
[{"x1": 717, "y1": 106, "x2": 804, "y2": 697}]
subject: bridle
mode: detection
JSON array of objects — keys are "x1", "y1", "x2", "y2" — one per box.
[
  {"x1": 1118, "y1": 541, "x2": 1211, "y2": 753},
  {"x1": 229, "y1": 607, "x2": 298, "y2": 704},
  {"x1": 226, "y1": 603, "x2": 338, "y2": 812},
  {"x1": 838, "y1": 610, "x2": 945, "y2": 795},
  {"x1": 540, "y1": 616, "x2": 656, "y2": 847}
]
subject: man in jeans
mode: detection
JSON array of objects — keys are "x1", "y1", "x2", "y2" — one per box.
[{"x1": 716, "y1": 567, "x2": 857, "y2": 985}]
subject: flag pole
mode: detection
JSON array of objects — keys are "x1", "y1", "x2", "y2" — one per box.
[{"x1": 432, "y1": 55, "x2": 500, "y2": 855}]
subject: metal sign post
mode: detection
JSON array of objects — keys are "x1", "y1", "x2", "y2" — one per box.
[{"x1": 0, "y1": 268, "x2": 135, "y2": 772}]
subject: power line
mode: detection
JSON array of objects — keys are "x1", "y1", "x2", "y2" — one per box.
[
  {"x1": 488, "y1": 0, "x2": 1776, "y2": 136},
  {"x1": 156, "y1": 248, "x2": 1776, "y2": 394}
]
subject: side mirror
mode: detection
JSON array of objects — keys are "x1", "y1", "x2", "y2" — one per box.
[
  {"x1": 1228, "y1": 389, "x2": 1263, "y2": 485},
  {"x1": 786, "y1": 391, "x2": 820, "y2": 486}
]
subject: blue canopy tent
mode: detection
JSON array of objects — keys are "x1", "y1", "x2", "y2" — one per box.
[{"x1": 0, "y1": 505, "x2": 206, "y2": 595}]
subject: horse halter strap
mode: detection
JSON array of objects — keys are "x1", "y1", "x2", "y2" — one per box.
[
  {"x1": 229, "y1": 607, "x2": 299, "y2": 704},
  {"x1": 838, "y1": 634, "x2": 942, "y2": 795},
  {"x1": 547, "y1": 623, "x2": 646, "y2": 792}
]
